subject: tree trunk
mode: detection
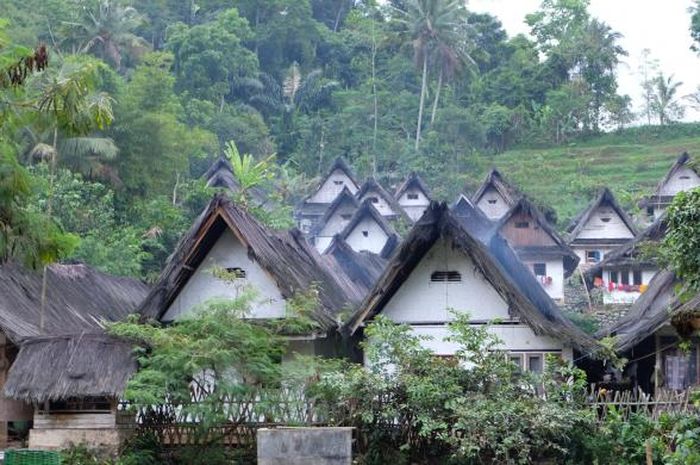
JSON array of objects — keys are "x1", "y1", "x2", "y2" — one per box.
[
  {"x1": 371, "y1": 15, "x2": 378, "y2": 175},
  {"x1": 430, "y1": 69, "x2": 443, "y2": 126},
  {"x1": 415, "y1": 52, "x2": 428, "y2": 151}
]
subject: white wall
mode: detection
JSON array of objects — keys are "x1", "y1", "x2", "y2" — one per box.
[
  {"x1": 163, "y1": 229, "x2": 286, "y2": 321},
  {"x1": 573, "y1": 246, "x2": 616, "y2": 265},
  {"x1": 600, "y1": 269, "x2": 658, "y2": 304},
  {"x1": 575, "y1": 206, "x2": 635, "y2": 240},
  {"x1": 314, "y1": 203, "x2": 357, "y2": 253},
  {"x1": 345, "y1": 216, "x2": 390, "y2": 254},
  {"x1": 522, "y1": 259, "x2": 565, "y2": 301},
  {"x1": 659, "y1": 166, "x2": 700, "y2": 196},
  {"x1": 359, "y1": 190, "x2": 396, "y2": 217},
  {"x1": 475, "y1": 187, "x2": 510, "y2": 220},
  {"x1": 307, "y1": 170, "x2": 358, "y2": 204},
  {"x1": 397, "y1": 187, "x2": 430, "y2": 222}
]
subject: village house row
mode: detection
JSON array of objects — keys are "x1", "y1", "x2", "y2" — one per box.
[{"x1": 0, "y1": 153, "x2": 698, "y2": 450}]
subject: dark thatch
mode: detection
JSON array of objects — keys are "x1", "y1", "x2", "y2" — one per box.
[
  {"x1": 471, "y1": 169, "x2": 521, "y2": 208},
  {"x1": 671, "y1": 292, "x2": 700, "y2": 338},
  {"x1": 496, "y1": 197, "x2": 580, "y2": 277},
  {"x1": 567, "y1": 187, "x2": 638, "y2": 243},
  {"x1": 641, "y1": 152, "x2": 698, "y2": 208},
  {"x1": 338, "y1": 199, "x2": 400, "y2": 256},
  {"x1": 4, "y1": 333, "x2": 136, "y2": 402},
  {"x1": 311, "y1": 187, "x2": 359, "y2": 236},
  {"x1": 139, "y1": 194, "x2": 356, "y2": 329},
  {"x1": 356, "y1": 177, "x2": 408, "y2": 220},
  {"x1": 394, "y1": 172, "x2": 432, "y2": 201},
  {"x1": 322, "y1": 237, "x2": 389, "y2": 304},
  {"x1": 597, "y1": 270, "x2": 679, "y2": 352},
  {"x1": 343, "y1": 202, "x2": 597, "y2": 351},
  {"x1": 202, "y1": 157, "x2": 268, "y2": 206},
  {"x1": 0, "y1": 262, "x2": 149, "y2": 342}
]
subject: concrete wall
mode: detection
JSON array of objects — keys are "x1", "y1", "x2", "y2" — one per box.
[
  {"x1": 475, "y1": 187, "x2": 510, "y2": 220},
  {"x1": 163, "y1": 229, "x2": 286, "y2": 321},
  {"x1": 345, "y1": 216, "x2": 390, "y2": 254},
  {"x1": 575, "y1": 206, "x2": 635, "y2": 240},
  {"x1": 659, "y1": 166, "x2": 700, "y2": 196},
  {"x1": 397, "y1": 187, "x2": 430, "y2": 222},
  {"x1": 257, "y1": 427, "x2": 353, "y2": 465},
  {"x1": 307, "y1": 170, "x2": 358, "y2": 204}
]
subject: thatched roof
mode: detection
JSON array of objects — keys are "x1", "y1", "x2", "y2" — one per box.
[
  {"x1": 338, "y1": 199, "x2": 399, "y2": 256},
  {"x1": 0, "y1": 262, "x2": 149, "y2": 343},
  {"x1": 567, "y1": 188, "x2": 638, "y2": 242},
  {"x1": 322, "y1": 238, "x2": 389, "y2": 304},
  {"x1": 497, "y1": 197, "x2": 580, "y2": 277},
  {"x1": 202, "y1": 157, "x2": 268, "y2": 205},
  {"x1": 471, "y1": 169, "x2": 521, "y2": 207},
  {"x1": 597, "y1": 270, "x2": 679, "y2": 352},
  {"x1": 394, "y1": 172, "x2": 432, "y2": 201},
  {"x1": 642, "y1": 152, "x2": 698, "y2": 207},
  {"x1": 4, "y1": 333, "x2": 136, "y2": 402},
  {"x1": 356, "y1": 177, "x2": 408, "y2": 220},
  {"x1": 671, "y1": 292, "x2": 700, "y2": 338},
  {"x1": 139, "y1": 194, "x2": 356, "y2": 330},
  {"x1": 343, "y1": 202, "x2": 596, "y2": 351},
  {"x1": 311, "y1": 187, "x2": 359, "y2": 236}
]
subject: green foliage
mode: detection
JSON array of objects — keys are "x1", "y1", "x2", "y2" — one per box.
[{"x1": 662, "y1": 188, "x2": 700, "y2": 297}]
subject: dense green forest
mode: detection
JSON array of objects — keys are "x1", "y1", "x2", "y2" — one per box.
[{"x1": 1, "y1": 0, "x2": 700, "y2": 280}]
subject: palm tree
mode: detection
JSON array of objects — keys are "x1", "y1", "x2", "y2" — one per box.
[
  {"x1": 395, "y1": 0, "x2": 467, "y2": 150},
  {"x1": 63, "y1": 0, "x2": 148, "y2": 70},
  {"x1": 648, "y1": 73, "x2": 684, "y2": 125}
]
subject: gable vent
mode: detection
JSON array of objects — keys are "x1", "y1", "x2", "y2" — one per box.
[{"x1": 430, "y1": 271, "x2": 462, "y2": 283}]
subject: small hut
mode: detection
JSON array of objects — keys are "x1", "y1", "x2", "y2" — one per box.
[
  {"x1": 394, "y1": 172, "x2": 432, "y2": 222},
  {"x1": 640, "y1": 152, "x2": 700, "y2": 221}
]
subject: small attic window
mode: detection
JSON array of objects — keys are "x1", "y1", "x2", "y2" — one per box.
[
  {"x1": 333, "y1": 180, "x2": 344, "y2": 185},
  {"x1": 514, "y1": 221, "x2": 529, "y2": 229},
  {"x1": 225, "y1": 267, "x2": 246, "y2": 278},
  {"x1": 680, "y1": 175, "x2": 691, "y2": 180},
  {"x1": 341, "y1": 213, "x2": 352, "y2": 220},
  {"x1": 487, "y1": 199, "x2": 498, "y2": 204},
  {"x1": 600, "y1": 217, "x2": 612, "y2": 223},
  {"x1": 362, "y1": 230, "x2": 369, "y2": 237},
  {"x1": 431, "y1": 271, "x2": 462, "y2": 283},
  {"x1": 407, "y1": 193, "x2": 419, "y2": 200},
  {"x1": 368, "y1": 196, "x2": 379, "y2": 204}
]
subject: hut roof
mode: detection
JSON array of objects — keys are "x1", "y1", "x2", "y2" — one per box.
[
  {"x1": 567, "y1": 188, "x2": 638, "y2": 241},
  {"x1": 302, "y1": 157, "x2": 360, "y2": 206},
  {"x1": 0, "y1": 262, "x2": 149, "y2": 343},
  {"x1": 4, "y1": 333, "x2": 136, "y2": 402},
  {"x1": 338, "y1": 199, "x2": 399, "y2": 251},
  {"x1": 597, "y1": 270, "x2": 679, "y2": 352},
  {"x1": 311, "y1": 187, "x2": 360, "y2": 236},
  {"x1": 139, "y1": 194, "x2": 356, "y2": 329},
  {"x1": 356, "y1": 177, "x2": 408, "y2": 220},
  {"x1": 343, "y1": 202, "x2": 596, "y2": 351},
  {"x1": 497, "y1": 198, "x2": 580, "y2": 277},
  {"x1": 471, "y1": 169, "x2": 521, "y2": 207},
  {"x1": 394, "y1": 172, "x2": 432, "y2": 200},
  {"x1": 322, "y1": 238, "x2": 390, "y2": 303},
  {"x1": 202, "y1": 157, "x2": 268, "y2": 205},
  {"x1": 645, "y1": 152, "x2": 698, "y2": 205}
]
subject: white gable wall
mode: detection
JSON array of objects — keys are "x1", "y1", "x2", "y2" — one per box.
[
  {"x1": 307, "y1": 169, "x2": 358, "y2": 204},
  {"x1": 475, "y1": 187, "x2": 510, "y2": 220},
  {"x1": 163, "y1": 229, "x2": 286, "y2": 321},
  {"x1": 659, "y1": 166, "x2": 700, "y2": 196},
  {"x1": 359, "y1": 190, "x2": 396, "y2": 217},
  {"x1": 575, "y1": 206, "x2": 635, "y2": 240},
  {"x1": 398, "y1": 187, "x2": 430, "y2": 222},
  {"x1": 522, "y1": 258, "x2": 565, "y2": 301},
  {"x1": 314, "y1": 204, "x2": 357, "y2": 253},
  {"x1": 345, "y1": 216, "x2": 390, "y2": 254},
  {"x1": 376, "y1": 239, "x2": 568, "y2": 357}
]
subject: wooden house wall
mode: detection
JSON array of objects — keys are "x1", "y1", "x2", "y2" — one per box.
[{"x1": 501, "y1": 212, "x2": 557, "y2": 247}]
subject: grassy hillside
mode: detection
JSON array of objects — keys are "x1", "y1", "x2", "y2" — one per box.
[{"x1": 461, "y1": 124, "x2": 700, "y2": 227}]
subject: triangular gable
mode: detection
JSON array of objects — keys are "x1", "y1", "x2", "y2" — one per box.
[
  {"x1": 313, "y1": 188, "x2": 360, "y2": 237},
  {"x1": 305, "y1": 157, "x2": 360, "y2": 205},
  {"x1": 343, "y1": 202, "x2": 595, "y2": 350},
  {"x1": 203, "y1": 157, "x2": 240, "y2": 191},
  {"x1": 567, "y1": 188, "x2": 637, "y2": 241},
  {"x1": 139, "y1": 194, "x2": 354, "y2": 329},
  {"x1": 497, "y1": 198, "x2": 580, "y2": 276},
  {"x1": 356, "y1": 177, "x2": 407, "y2": 219},
  {"x1": 471, "y1": 169, "x2": 521, "y2": 219},
  {"x1": 339, "y1": 199, "x2": 399, "y2": 255},
  {"x1": 394, "y1": 172, "x2": 432, "y2": 203}
]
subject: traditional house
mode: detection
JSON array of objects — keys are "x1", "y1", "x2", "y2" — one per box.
[
  {"x1": 496, "y1": 198, "x2": 579, "y2": 302},
  {"x1": 335, "y1": 199, "x2": 400, "y2": 256},
  {"x1": 471, "y1": 169, "x2": 521, "y2": 220},
  {"x1": 202, "y1": 156, "x2": 268, "y2": 206},
  {"x1": 0, "y1": 262, "x2": 149, "y2": 450},
  {"x1": 596, "y1": 271, "x2": 700, "y2": 393},
  {"x1": 355, "y1": 177, "x2": 407, "y2": 222},
  {"x1": 394, "y1": 172, "x2": 432, "y2": 222},
  {"x1": 641, "y1": 153, "x2": 700, "y2": 221},
  {"x1": 567, "y1": 188, "x2": 638, "y2": 266},
  {"x1": 343, "y1": 202, "x2": 595, "y2": 368},
  {"x1": 586, "y1": 215, "x2": 666, "y2": 305},
  {"x1": 296, "y1": 158, "x2": 360, "y2": 234},
  {"x1": 139, "y1": 194, "x2": 357, "y2": 356},
  {"x1": 322, "y1": 238, "x2": 390, "y2": 303},
  {"x1": 311, "y1": 188, "x2": 360, "y2": 253}
]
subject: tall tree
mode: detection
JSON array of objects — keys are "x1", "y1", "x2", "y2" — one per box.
[
  {"x1": 691, "y1": 0, "x2": 700, "y2": 53},
  {"x1": 638, "y1": 48, "x2": 659, "y2": 125},
  {"x1": 647, "y1": 73, "x2": 684, "y2": 126}
]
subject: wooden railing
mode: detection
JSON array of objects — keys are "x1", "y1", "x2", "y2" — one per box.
[{"x1": 586, "y1": 387, "x2": 698, "y2": 420}]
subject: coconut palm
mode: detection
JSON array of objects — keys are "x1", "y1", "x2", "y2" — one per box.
[
  {"x1": 648, "y1": 73, "x2": 684, "y2": 126},
  {"x1": 394, "y1": 0, "x2": 468, "y2": 150}
]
